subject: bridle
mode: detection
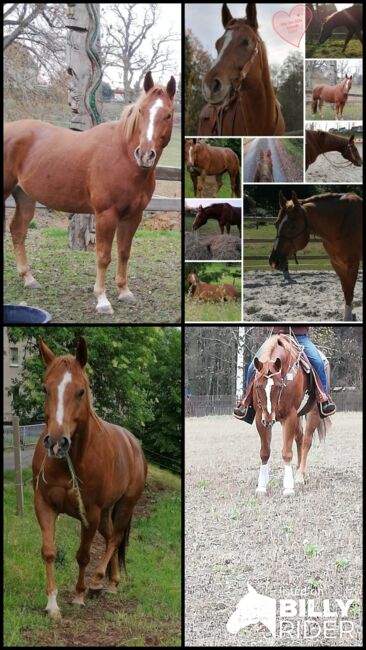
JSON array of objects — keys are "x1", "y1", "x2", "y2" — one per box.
[
  {"x1": 275, "y1": 211, "x2": 310, "y2": 243},
  {"x1": 321, "y1": 142, "x2": 359, "y2": 168}
]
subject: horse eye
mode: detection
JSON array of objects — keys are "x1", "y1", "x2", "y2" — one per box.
[
  {"x1": 76, "y1": 388, "x2": 85, "y2": 398},
  {"x1": 241, "y1": 38, "x2": 249, "y2": 47},
  {"x1": 165, "y1": 113, "x2": 172, "y2": 120}
]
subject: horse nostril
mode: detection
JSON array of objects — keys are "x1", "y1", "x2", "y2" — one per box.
[
  {"x1": 134, "y1": 146, "x2": 141, "y2": 159},
  {"x1": 148, "y1": 149, "x2": 156, "y2": 161},
  {"x1": 60, "y1": 436, "x2": 70, "y2": 451},
  {"x1": 212, "y1": 78, "x2": 222, "y2": 95}
]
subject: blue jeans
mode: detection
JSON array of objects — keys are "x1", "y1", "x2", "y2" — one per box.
[{"x1": 246, "y1": 335, "x2": 329, "y2": 395}]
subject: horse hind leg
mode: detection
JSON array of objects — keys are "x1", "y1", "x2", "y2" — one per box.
[
  {"x1": 311, "y1": 97, "x2": 318, "y2": 115},
  {"x1": 95, "y1": 507, "x2": 120, "y2": 594},
  {"x1": 215, "y1": 174, "x2": 222, "y2": 196},
  {"x1": 295, "y1": 407, "x2": 318, "y2": 485},
  {"x1": 9, "y1": 187, "x2": 40, "y2": 288}
]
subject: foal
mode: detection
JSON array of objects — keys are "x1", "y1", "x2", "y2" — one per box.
[{"x1": 32, "y1": 338, "x2": 147, "y2": 618}]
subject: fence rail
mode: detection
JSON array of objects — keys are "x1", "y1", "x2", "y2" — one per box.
[
  {"x1": 185, "y1": 390, "x2": 362, "y2": 417},
  {"x1": 3, "y1": 422, "x2": 44, "y2": 449}
]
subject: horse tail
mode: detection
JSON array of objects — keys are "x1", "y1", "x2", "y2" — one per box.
[
  {"x1": 317, "y1": 416, "x2": 331, "y2": 443},
  {"x1": 235, "y1": 169, "x2": 241, "y2": 197}
]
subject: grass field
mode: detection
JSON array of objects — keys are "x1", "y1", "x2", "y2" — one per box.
[
  {"x1": 4, "y1": 465, "x2": 181, "y2": 647},
  {"x1": 185, "y1": 171, "x2": 239, "y2": 199},
  {"x1": 184, "y1": 216, "x2": 221, "y2": 235},
  {"x1": 185, "y1": 265, "x2": 242, "y2": 322},
  {"x1": 4, "y1": 225, "x2": 181, "y2": 323},
  {"x1": 306, "y1": 36, "x2": 362, "y2": 59},
  {"x1": 305, "y1": 85, "x2": 362, "y2": 121}
]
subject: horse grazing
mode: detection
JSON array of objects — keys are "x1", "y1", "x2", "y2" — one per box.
[
  {"x1": 187, "y1": 271, "x2": 238, "y2": 302},
  {"x1": 198, "y1": 3, "x2": 285, "y2": 136},
  {"x1": 254, "y1": 149, "x2": 273, "y2": 182},
  {"x1": 4, "y1": 71, "x2": 176, "y2": 315},
  {"x1": 32, "y1": 338, "x2": 147, "y2": 618},
  {"x1": 269, "y1": 190, "x2": 363, "y2": 321},
  {"x1": 192, "y1": 203, "x2": 241, "y2": 235},
  {"x1": 252, "y1": 334, "x2": 330, "y2": 496},
  {"x1": 312, "y1": 75, "x2": 352, "y2": 120},
  {"x1": 319, "y1": 5, "x2": 363, "y2": 53},
  {"x1": 306, "y1": 130, "x2": 362, "y2": 170},
  {"x1": 185, "y1": 139, "x2": 240, "y2": 198}
]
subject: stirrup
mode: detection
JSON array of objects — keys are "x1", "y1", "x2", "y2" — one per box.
[
  {"x1": 234, "y1": 404, "x2": 256, "y2": 424},
  {"x1": 318, "y1": 402, "x2": 336, "y2": 418}
]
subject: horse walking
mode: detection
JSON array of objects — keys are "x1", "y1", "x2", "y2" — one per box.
[
  {"x1": 312, "y1": 75, "x2": 352, "y2": 120},
  {"x1": 185, "y1": 139, "x2": 240, "y2": 198},
  {"x1": 187, "y1": 271, "x2": 238, "y2": 302},
  {"x1": 4, "y1": 72, "x2": 176, "y2": 315},
  {"x1": 306, "y1": 130, "x2": 362, "y2": 170},
  {"x1": 192, "y1": 203, "x2": 241, "y2": 235},
  {"x1": 32, "y1": 338, "x2": 147, "y2": 618},
  {"x1": 319, "y1": 5, "x2": 363, "y2": 53},
  {"x1": 254, "y1": 149, "x2": 273, "y2": 182},
  {"x1": 198, "y1": 3, "x2": 285, "y2": 135},
  {"x1": 269, "y1": 190, "x2": 363, "y2": 321},
  {"x1": 252, "y1": 335, "x2": 330, "y2": 495}
]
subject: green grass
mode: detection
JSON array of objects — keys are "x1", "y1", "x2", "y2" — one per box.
[
  {"x1": 185, "y1": 298, "x2": 241, "y2": 322},
  {"x1": 185, "y1": 170, "x2": 239, "y2": 199},
  {"x1": 306, "y1": 37, "x2": 362, "y2": 59},
  {"x1": 4, "y1": 226, "x2": 181, "y2": 323},
  {"x1": 282, "y1": 138, "x2": 303, "y2": 164},
  {"x1": 4, "y1": 465, "x2": 181, "y2": 647},
  {"x1": 184, "y1": 216, "x2": 220, "y2": 235},
  {"x1": 159, "y1": 128, "x2": 181, "y2": 168}
]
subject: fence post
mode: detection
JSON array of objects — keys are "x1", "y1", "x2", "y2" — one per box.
[{"x1": 12, "y1": 416, "x2": 24, "y2": 518}]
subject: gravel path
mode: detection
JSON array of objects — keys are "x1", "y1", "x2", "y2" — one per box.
[
  {"x1": 185, "y1": 413, "x2": 362, "y2": 646},
  {"x1": 243, "y1": 271, "x2": 363, "y2": 322}
]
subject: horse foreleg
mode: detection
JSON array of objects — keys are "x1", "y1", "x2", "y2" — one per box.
[
  {"x1": 318, "y1": 99, "x2": 324, "y2": 118},
  {"x1": 116, "y1": 213, "x2": 141, "y2": 304},
  {"x1": 9, "y1": 187, "x2": 39, "y2": 288},
  {"x1": 295, "y1": 407, "x2": 319, "y2": 485},
  {"x1": 282, "y1": 411, "x2": 297, "y2": 495},
  {"x1": 342, "y1": 29, "x2": 354, "y2": 53},
  {"x1": 256, "y1": 418, "x2": 271, "y2": 494},
  {"x1": 190, "y1": 172, "x2": 198, "y2": 197},
  {"x1": 34, "y1": 491, "x2": 61, "y2": 619},
  {"x1": 226, "y1": 224, "x2": 231, "y2": 234},
  {"x1": 219, "y1": 222, "x2": 225, "y2": 234},
  {"x1": 197, "y1": 172, "x2": 207, "y2": 198},
  {"x1": 73, "y1": 513, "x2": 99, "y2": 604},
  {"x1": 94, "y1": 209, "x2": 117, "y2": 314},
  {"x1": 215, "y1": 174, "x2": 222, "y2": 197}
]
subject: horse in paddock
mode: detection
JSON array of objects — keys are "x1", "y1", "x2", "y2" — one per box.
[
  {"x1": 269, "y1": 190, "x2": 363, "y2": 321},
  {"x1": 4, "y1": 71, "x2": 176, "y2": 315},
  {"x1": 306, "y1": 130, "x2": 362, "y2": 170},
  {"x1": 319, "y1": 5, "x2": 363, "y2": 53},
  {"x1": 185, "y1": 139, "x2": 240, "y2": 198},
  {"x1": 254, "y1": 149, "x2": 273, "y2": 182},
  {"x1": 312, "y1": 75, "x2": 352, "y2": 120},
  {"x1": 252, "y1": 334, "x2": 331, "y2": 496},
  {"x1": 192, "y1": 203, "x2": 241, "y2": 235},
  {"x1": 32, "y1": 338, "x2": 147, "y2": 619},
  {"x1": 187, "y1": 271, "x2": 238, "y2": 302},
  {"x1": 198, "y1": 3, "x2": 285, "y2": 135}
]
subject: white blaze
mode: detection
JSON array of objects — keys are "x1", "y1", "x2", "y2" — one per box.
[
  {"x1": 211, "y1": 30, "x2": 233, "y2": 67},
  {"x1": 56, "y1": 371, "x2": 72, "y2": 425},
  {"x1": 265, "y1": 377, "x2": 274, "y2": 414},
  {"x1": 146, "y1": 98, "x2": 163, "y2": 141}
]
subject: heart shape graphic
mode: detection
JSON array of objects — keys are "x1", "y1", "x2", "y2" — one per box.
[{"x1": 272, "y1": 4, "x2": 313, "y2": 48}]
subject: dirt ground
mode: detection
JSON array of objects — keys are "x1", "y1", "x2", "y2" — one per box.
[
  {"x1": 185, "y1": 232, "x2": 241, "y2": 260},
  {"x1": 185, "y1": 413, "x2": 362, "y2": 647},
  {"x1": 243, "y1": 271, "x2": 363, "y2": 322},
  {"x1": 305, "y1": 145, "x2": 362, "y2": 184}
]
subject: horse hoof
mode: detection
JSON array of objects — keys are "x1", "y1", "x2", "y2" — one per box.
[
  {"x1": 96, "y1": 303, "x2": 114, "y2": 315},
  {"x1": 72, "y1": 596, "x2": 85, "y2": 607},
  {"x1": 105, "y1": 584, "x2": 118, "y2": 594},
  {"x1": 295, "y1": 474, "x2": 305, "y2": 485},
  {"x1": 283, "y1": 488, "x2": 295, "y2": 496},
  {"x1": 118, "y1": 291, "x2": 136, "y2": 303},
  {"x1": 47, "y1": 608, "x2": 62, "y2": 620},
  {"x1": 25, "y1": 279, "x2": 41, "y2": 289},
  {"x1": 255, "y1": 487, "x2": 267, "y2": 495}
]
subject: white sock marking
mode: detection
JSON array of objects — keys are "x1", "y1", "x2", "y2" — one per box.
[
  {"x1": 283, "y1": 464, "x2": 294, "y2": 491},
  {"x1": 257, "y1": 464, "x2": 270, "y2": 491},
  {"x1": 56, "y1": 371, "x2": 72, "y2": 426},
  {"x1": 46, "y1": 589, "x2": 59, "y2": 613},
  {"x1": 147, "y1": 98, "x2": 163, "y2": 142},
  {"x1": 265, "y1": 377, "x2": 274, "y2": 415}
]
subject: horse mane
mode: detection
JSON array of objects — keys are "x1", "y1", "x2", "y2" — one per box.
[
  {"x1": 120, "y1": 85, "x2": 170, "y2": 139},
  {"x1": 301, "y1": 192, "x2": 348, "y2": 204}
]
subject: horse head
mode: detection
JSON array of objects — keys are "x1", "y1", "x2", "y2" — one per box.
[
  {"x1": 227, "y1": 583, "x2": 276, "y2": 638},
  {"x1": 318, "y1": 13, "x2": 334, "y2": 44},
  {"x1": 39, "y1": 338, "x2": 90, "y2": 458},
  {"x1": 342, "y1": 74, "x2": 352, "y2": 96},
  {"x1": 131, "y1": 71, "x2": 176, "y2": 168},
  {"x1": 192, "y1": 205, "x2": 208, "y2": 230},
  {"x1": 269, "y1": 191, "x2": 310, "y2": 272},
  {"x1": 187, "y1": 271, "x2": 199, "y2": 287},
  {"x1": 185, "y1": 139, "x2": 197, "y2": 172},
  {"x1": 203, "y1": 3, "x2": 262, "y2": 104},
  {"x1": 254, "y1": 357, "x2": 282, "y2": 427},
  {"x1": 344, "y1": 134, "x2": 362, "y2": 167}
]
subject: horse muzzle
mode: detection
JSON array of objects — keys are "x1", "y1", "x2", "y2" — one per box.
[
  {"x1": 269, "y1": 250, "x2": 286, "y2": 271},
  {"x1": 202, "y1": 76, "x2": 231, "y2": 105},
  {"x1": 261, "y1": 417, "x2": 276, "y2": 428},
  {"x1": 44, "y1": 434, "x2": 71, "y2": 458},
  {"x1": 134, "y1": 146, "x2": 156, "y2": 168}
]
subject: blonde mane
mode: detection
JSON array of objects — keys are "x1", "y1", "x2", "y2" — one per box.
[{"x1": 120, "y1": 85, "x2": 172, "y2": 139}]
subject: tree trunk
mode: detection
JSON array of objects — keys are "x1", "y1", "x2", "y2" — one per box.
[{"x1": 68, "y1": 214, "x2": 96, "y2": 250}]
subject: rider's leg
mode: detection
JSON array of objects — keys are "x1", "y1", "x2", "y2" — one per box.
[
  {"x1": 233, "y1": 360, "x2": 256, "y2": 419},
  {"x1": 296, "y1": 335, "x2": 335, "y2": 414}
]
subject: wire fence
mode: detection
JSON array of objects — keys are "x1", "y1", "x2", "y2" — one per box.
[
  {"x1": 3, "y1": 423, "x2": 44, "y2": 449},
  {"x1": 185, "y1": 390, "x2": 362, "y2": 418}
]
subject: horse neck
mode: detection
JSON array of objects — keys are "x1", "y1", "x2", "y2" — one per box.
[
  {"x1": 240, "y1": 44, "x2": 277, "y2": 132},
  {"x1": 69, "y1": 401, "x2": 94, "y2": 466},
  {"x1": 323, "y1": 132, "x2": 348, "y2": 154},
  {"x1": 300, "y1": 200, "x2": 334, "y2": 240}
]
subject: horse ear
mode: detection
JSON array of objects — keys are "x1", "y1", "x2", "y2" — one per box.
[
  {"x1": 222, "y1": 3, "x2": 233, "y2": 28},
  {"x1": 274, "y1": 357, "x2": 281, "y2": 372},
  {"x1": 39, "y1": 339, "x2": 55, "y2": 367},
  {"x1": 143, "y1": 71, "x2": 154, "y2": 93},
  {"x1": 76, "y1": 337, "x2": 88, "y2": 368},
  {"x1": 254, "y1": 357, "x2": 262, "y2": 371},
  {"x1": 166, "y1": 76, "x2": 176, "y2": 99},
  {"x1": 349, "y1": 134, "x2": 355, "y2": 143},
  {"x1": 279, "y1": 190, "x2": 287, "y2": 208},
  {"x1": 291, "y1": 191, "x2": 300, "y2": 208},
  {"x1": 246, "y1": 3, "x2": 258, "y2": 31}
]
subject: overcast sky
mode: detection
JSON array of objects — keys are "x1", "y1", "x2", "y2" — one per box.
[{"x1": 185, "y1": 199, "x2": 242, "y2": 209}]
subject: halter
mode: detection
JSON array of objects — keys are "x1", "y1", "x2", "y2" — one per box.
[
  {"x1": 321, "y1": 142, "x2": 357, "y2": 168},
  {"x1": 276, "y1": 211, "x2": 310, "y2": 242}
]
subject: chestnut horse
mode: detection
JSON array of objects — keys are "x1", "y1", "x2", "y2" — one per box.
[
  {"x1": 306, "y1": 130, "x2": 362, "y2": 170},
  {"x1": 198, "y1": 3, "x2": 285, "y2": 136},
  {"x1": 185, "y1": 140, "x2": 240, "y2": 198},
  {"x1": 4, "y1": 72, "x2": 176, "y2": 315},
  {"x1": 192, "y1": 203, "x2": 241, "y2": 235},
  {"x1": 254, "y1": 149, "x2": 273, "y2": 182},
  {"x1": 312, "y1": 75, "x2": 352, "y2": 120},
  {"x1": 32, "y1": 338, "x2": 147, "y2": 618},
  {"x1": 253, "y1": 334, "x2": 330, "y2": 496},
  {"x1": 319, "y1": 5, "x2": 363, "y2": 54},
  {"x1": 187, "y1": 271, "x2": 238, "y2": 301},
  {"x1": 269, "y1": 190, "x2": 363, "y2": 320}
]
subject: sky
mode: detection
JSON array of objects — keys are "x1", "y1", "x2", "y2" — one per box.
[
  {"x1": 185, "y1": 198, "x2": 241, "y2": 209},
  {"x1": 185, "y1": 3, "x2": 305, "y2": 66}
]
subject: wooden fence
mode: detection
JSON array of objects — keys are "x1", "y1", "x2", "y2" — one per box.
[{"x1": 185, "y1": 390, "x2": 362, "y2": 417}]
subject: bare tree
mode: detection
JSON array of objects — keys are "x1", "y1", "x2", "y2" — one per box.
[{"x1": 102, "y1": 3, "x2": 179, "y2": 96}]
